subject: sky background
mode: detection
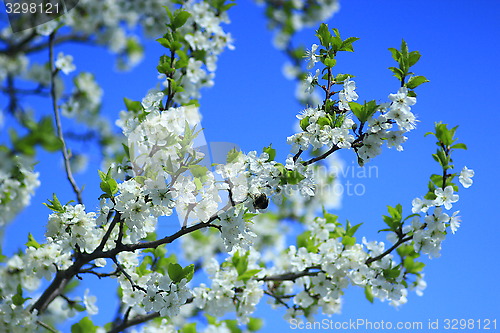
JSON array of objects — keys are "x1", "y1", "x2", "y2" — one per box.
[{"x1": 1, "y1": 0, "x2": 500, "y2": 332}]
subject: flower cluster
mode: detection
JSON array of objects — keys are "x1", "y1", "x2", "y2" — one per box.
[
  {"x1": 45, "y1": 204, "x2": 102, "y2": 253},
  {"x1": 55, "y1": 52, "x2": 76, "y2": 75},
  {"x1": 408, "y1": 178, "x2": 471, "y2": 259},
  {"x1": 288, "y1": 107, "x2": 356, "y2": 154},
  {"x1": 357, "y1": 87, "x2": 417, "y2": 162},
  {"x1": 193, "y1": 253, "x2": 264, "y2": 324},
  {"x1": 259, "y1": 0, "x2": 340, "y2": 50},
  {"x1": 0, "y1": 154, "x2": 40, "y2": 228},
  {"x1": 121, "y1": 272, "x2": 191, "y2": 318},
  {"x1": 262, "y1": 219, "x2": 412, "y2": 320},
  {"x1": 287, "y1": 70, "x2": 419, "y2": 164},
  {"x1": 159, "y1": 1, "x2": 235, "y2": 104}
]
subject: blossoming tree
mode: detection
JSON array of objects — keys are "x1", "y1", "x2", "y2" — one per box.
[{"x1": 0, "y1": 0, "x2": 474, "y2": 332}]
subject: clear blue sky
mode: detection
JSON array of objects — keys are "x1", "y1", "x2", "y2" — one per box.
[{"x1": 1, "y1": 0, "x2": 499, "y2": 332}]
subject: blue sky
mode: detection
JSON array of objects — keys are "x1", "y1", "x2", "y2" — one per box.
[{"x1": 1, "y1": 0, "x2": 500, "y2": 332}]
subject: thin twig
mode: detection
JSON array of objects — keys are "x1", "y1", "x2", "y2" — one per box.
[
  {"x1": 107, "y1": 312, "x2": 160, "y2": 333},
  {"x1": 36, "y1": 320, "x2": 59, "y2": 333},
  {"x1": 260, "y1": 268, "x2": 320, "y2": 282},
  {"x1": 365, "y1": 235, "x2": 413, "y2": 265},
  {"x1": 49, "y1": 31, "x2": 83, "y2": 204},
  {"x1": 264, "y1": 290, "x2": 290, "y2": 309},
  {"x1": 111, "y1": 256, "x2": 146, "y2": 293}
]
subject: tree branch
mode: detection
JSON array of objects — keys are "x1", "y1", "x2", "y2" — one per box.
[
  {"x1": 365, "y1": 235, "x2": 413, "y2": 265},
  {"x1": 49, "y1": 31, "x2": 83, "y2": 204},
  {"x1": 259, "y1": 268, "x2": 320, "y2": 282},
  {"x1": 29, "y1": 218, "x2": 220, "y2": 314},
  {"x1": 107, "y1": 312, "x2": 160, "y2": 333}
]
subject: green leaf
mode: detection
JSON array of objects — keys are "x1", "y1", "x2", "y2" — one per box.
[
  {"x1": 388, "y1": 66, "x2": 404, "y2": 80},
  {"x1": 164, "y1": 6, "x2": 173, "y2": 21},
  {"x1": 397, "y1": 244, "x2": 416, "y2": 257},
  {"x1": 99, "y1": 179, "x2": 117, "y2": 197},
  {"x1": 176, "y1": 49, "x2": 189, "y2": 69},
  {"x1": 388, "y1": 47, "x2": 401, "y2": 62},
  {"x1": 324, "y1": 212, "x2": 339, "y2": 225},
  {"x1": 387, "y1": 204, "x2": 403, "y2": 221},
  {"x1": 183, "y1": 264, "x2": 195, "y2": 282},
  {"x1": 297, "y1": 231, "x2": 318, "y2": 253},
  {"x1": 300, "y1": 116, "x2": 310, "y2": 131},
  {"x1": 182, "y1": 323, "x2": 197, "y2": 333},
  {"x1": 226, "y1": 148, "x2": 242, "y2": 163},
  {"x1": 430, "y1": 174, "x2": 443, "y2": 187},
  {"x1": 408, "y1": 51, "x2": 421, "y2": 67},
  {"x1": 223, "y1": 319, "x2": 242, "y2": 333},
  {"x1": 403, "y1": 257, "x2": 425, "y2": 274},
  {"x1": 329, "y1": 35, "x2": 343, "y2": 51},
  {"x1": 26, "y1": 233, "x2": 40, "y2": 249},
  {"x1": 334, "y1": 73, "x2": 353, "y2": 83},
  {"x1": 222, "y1": 1, "x2": 237, "y2": 12},
  {"x1": 172, "y1": 11, "x2": 191, "y2": 29},
  {"x1": 12, "y1": 285, "x2": 31, "y2": 306},
  {"x1": 400, "y1": 39, "x2": 409, "y2": 58},
  {"x1": 190, "y1": 165, "x2": 208, "y2": 178},
  {"x1": 236, "y1": 256, "x2": 248, "y2": 276},
  {"x1": 323, "y1": 57, "x2": 336, "y2": 67},
  {"x1": 316, "y1": 116, "x2": 331, "y2": 127},
  {"x1": 284, "y1": 170, "x2": 305, "y2": 185},
  {"x1": 123, "y1": 97, "x2": 143, "y2": 112},
  {"x1": 451, "y1": 143, "x2": 467, "y2": 150},
  {"x1": 71, "y1": 317, "x2": 97, "y2": 333},
  {"x1": 316, "y1": 23, "x2": 331, "y2": 47},
  {"x1": 340, "y1": 37, "x2": 360, "y2": 52},
  {"x1": 348, "y1": 101, "x2": 363, "y2": 119},
  {"x1": 247, "y1": 317, "x2": 264, "y2": 332},
  {"x1": 63, "y1": 279, "x2": 80, "y2": 294},
  {"x1": 383, "y1": 267, "x2": 401, "y2": 279},
  {"x1": 382, "y1": 215, "x2": 397, "y2": 230},
  {"x1": 237, "y1": 269, "x2": 261, "y2": 282},
  {"x1": 346, "y1": 222, "x2": 363, "y2": 237},
  {"x1": 263, "y1": 145, "x2": 276, "y2": 161},
  {"x1": 341, "y1": 235, "x2": 356, "y2": 246},
  {"x1": 168, "y1": 263, "x2": 184, "y2": 283},
  {"x1": 296, "y1": 231, "x2": 313, "y2": 249},
  {"x1": 349, "y1": 100, "x2": 378, "y2": 123},
  {"x1": 364, "y1": 285, "x2": 374, "y2": 303},
  {"x1": 43, "y1": 193, "x2": 65, "y2": 213},
  {"x1": 406, "y1": 76, "x2": 429, "y2": 89},
  {"x1": 72, "y1": 303, "x2": 86, "y2": 312},
  {"x1": 156, "y1": 36, "x2": 170, "y2": 47},
  {"x1": 98, "y1": 169, "x2": 118, "y2": 197}
]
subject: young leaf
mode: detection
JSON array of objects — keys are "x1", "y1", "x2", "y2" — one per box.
[
  {"x1": 123, "y1": 97, "x2": 143, "y2": 112},
  {"x1": 43, "y1": 193, "x2": 65, "y2": 213},
  {"x1": 168, "y1": 263, "x2": 184, "y2": 283},
  {"x1": 364, "y1": 285, "x2": 374, "y2": 303},
  {"x1": 172, "y1": 11, "x2": 191, "y2": 29},
  {"x1": 183, "y1": 264, "x2": 195, "y2": 282},
  {"x1": 408, "y1": 51, "x2": 422, "y2": 67},
  {"x1": 247, "y1": 317, "x2": 264, "y2": 332},
  {"x1": 316, "y1": 23, "x2": 331, "y2": 47},
  {"x1": 71, "y1": 317, "x2": 97, "y2": 333},
  {"x1": 263, "y1": 144, "x2": 276, "y2": 161},
  {"x1": 26, "y1": 233, "x2": 40, "y2": 249},
  {"x1": 406, "y1": 75, "x2": 429, "y2": 89},
  {"x1": 226, "y1": 148, "x2": 242, "y2": 163}
]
